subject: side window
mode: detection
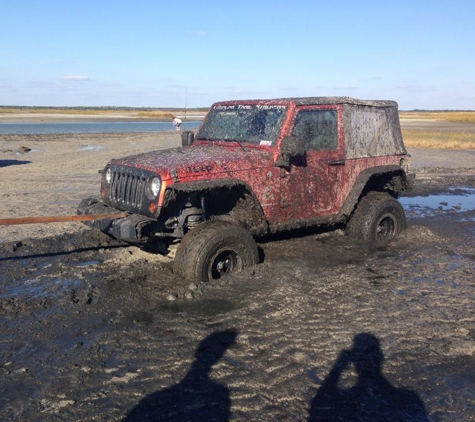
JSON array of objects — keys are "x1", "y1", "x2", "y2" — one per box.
[{"x1": 292, "y1": 110, "x2": 337, "y2": 150}]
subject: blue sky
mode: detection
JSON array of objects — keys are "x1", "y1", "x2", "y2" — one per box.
[{"x1": 1, "y1": 0, "x2": 474, "y2": 109}]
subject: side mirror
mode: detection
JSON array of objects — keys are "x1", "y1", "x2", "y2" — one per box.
[
  {"x1": 275, "y1": 135, "x2": 306, "y2": 167},
  {"x1": 181, "y1": 131, "x2": 194, "y2": 146}
]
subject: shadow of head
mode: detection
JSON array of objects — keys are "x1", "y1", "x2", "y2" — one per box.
[
  {"x1": 351, "y1": 333, "x2": 384, "y2": 376},
  {"x1": 193, "y1": 329, "x2": 238, "y2": 371}
]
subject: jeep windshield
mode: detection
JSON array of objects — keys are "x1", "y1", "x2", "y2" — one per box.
[{"x1": 196, "y1": 104, "x2": 287, "y2": 146}]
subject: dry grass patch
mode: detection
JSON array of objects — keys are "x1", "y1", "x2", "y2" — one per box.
[
  {"x1": 137, "y1": 111, "x2": 175, "y2": 120},
  {"x1": 402, "y1": 129, "x2": 475, "y2": 149},
  {"x1": 0, "y1": 108, "x2": 176, "y2": 120}
]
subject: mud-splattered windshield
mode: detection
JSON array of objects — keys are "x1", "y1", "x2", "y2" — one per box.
[{"x1": 196, "y1": 104, "x2": 287, "y2": 146}]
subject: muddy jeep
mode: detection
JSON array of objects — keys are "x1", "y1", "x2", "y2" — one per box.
[{"x1": 78, "y1": 97, "x2": 414, "y2": 282}]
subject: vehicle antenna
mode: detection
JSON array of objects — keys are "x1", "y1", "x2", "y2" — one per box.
[{"x1": 185, "y1": 87, "x2": 187, "y2": 120}]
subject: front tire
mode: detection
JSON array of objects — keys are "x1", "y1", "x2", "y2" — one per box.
[
  {"x1": 346, "y1": 192, "x2": 406, "y2": 242},
  {"x1": 173, "y1": 220, "x2": 259, "y2": 283}
]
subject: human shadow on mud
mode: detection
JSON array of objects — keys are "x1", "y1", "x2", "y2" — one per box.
[
  {"x1": 123, "y1": 329, "x2": 238, "y2": 422},
  {"x1": 308, "y1": 333, "x2": 429, "y2": 422}
]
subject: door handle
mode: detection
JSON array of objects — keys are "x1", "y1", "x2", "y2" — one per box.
[{"x1": 328, "y1": 159, "x2": 345, "y2": 166}]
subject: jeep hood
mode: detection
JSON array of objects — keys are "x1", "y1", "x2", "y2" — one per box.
[{"x1": 110, "y1": 144, "x2": 274, "y2": 181}]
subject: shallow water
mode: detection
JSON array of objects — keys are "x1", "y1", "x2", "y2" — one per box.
[
  {"x1": 401, "y1": 187, "x2": 475, "y2": 217},
  {"x1": 0, "y1": 276, "x2": 82, "y2": 299}
]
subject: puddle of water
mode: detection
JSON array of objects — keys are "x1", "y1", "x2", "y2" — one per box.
[
  {"x1": 78, "y1": 145, "x2": 105, "y2": 151},
  {"x1": 71, "y1": 260, "x2": 102, "y2": 267},
  {"x1": 0, "y1": 277, "x2": 82, "y2": 299},
  {"x1": 401, "y1": 187, "x2": 475, "y2": 218}
]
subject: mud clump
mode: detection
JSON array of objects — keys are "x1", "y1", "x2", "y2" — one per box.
[{"x1": 17, "y1": 146, "x2": 32, "y2": 154}]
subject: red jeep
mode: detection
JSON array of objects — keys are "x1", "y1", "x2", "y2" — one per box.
[{"x1": 78, "y1": 97, "x2": 414, "y2": 282}]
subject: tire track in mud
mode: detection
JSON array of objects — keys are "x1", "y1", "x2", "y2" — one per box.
[
  {"x1": 86, "y1": 227, "x2": 474, "y2": 421},
  {"x1": 197, "y1": 236, "x2": 475, "y2": 421}
]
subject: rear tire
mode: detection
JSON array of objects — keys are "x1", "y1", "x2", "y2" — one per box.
[
  {"x1": 346, "y1": 192, "x2": 406, "y2": 242},
  {"x1": 173, "y1": 220, "x2": 259, "y2": 283}
]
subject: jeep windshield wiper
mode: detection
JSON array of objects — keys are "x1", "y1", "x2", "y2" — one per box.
[
  {"x1": 196, "y1": 136, "x2": 248, "y2": 152},
  {"x1": 224, "y1": 138, "x2": 247, "y2": 152}
]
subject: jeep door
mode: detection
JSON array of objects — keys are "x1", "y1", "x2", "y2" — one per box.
[{"x1": 279, "y1": 106, "x2": 345, "y2": 220}]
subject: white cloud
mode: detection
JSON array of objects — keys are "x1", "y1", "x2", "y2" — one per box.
[
  {"x1": 197, "y1": 30, "x2": 207, "y2": 36},
  {"x1": 61, "y1": 76, "x2": 89, "y2": 81}
]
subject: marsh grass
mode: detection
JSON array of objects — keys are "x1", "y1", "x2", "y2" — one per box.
[
  {"x1": 402, "y1": 129, "x2": 475, "y2": 149},
  {"x1": 137, "y1": 111, "x2": 175, "y2": 120},
  {"x1": 0, "y1": 108, "x2": 176, "y2": 120}
]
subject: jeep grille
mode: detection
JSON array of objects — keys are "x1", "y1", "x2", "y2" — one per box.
[{"x1": 106, "y1": 166, "x2": 154, "y2": 214}]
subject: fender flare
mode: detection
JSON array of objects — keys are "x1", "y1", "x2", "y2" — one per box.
[
  {"x1": 164, "y1": 178, "x2": 268, "y2": 235},
  {"x1": 339, "y1": 165, "x2": 409, "y2": 218}
]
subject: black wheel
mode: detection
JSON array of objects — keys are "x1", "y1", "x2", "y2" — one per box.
[
  {"x1": 173, "y1": 220, "x2": 259, "y2": 282},
  {"x1": 346, "y1": 192, "x2": 406, "y2": 242}
]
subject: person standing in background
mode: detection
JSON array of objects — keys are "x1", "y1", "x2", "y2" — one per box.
[{"x1": 172, "y1": 117, "x2": 182, "y2": 131}]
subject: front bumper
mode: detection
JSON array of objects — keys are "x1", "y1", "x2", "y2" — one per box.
[{"x1": 77, "y1": 198, "x2": 156, "y2": 244}]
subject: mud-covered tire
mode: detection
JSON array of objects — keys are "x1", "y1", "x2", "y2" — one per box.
[
  {"x1": 77, "y1": 197, "x2": 99, "y2": 215},
  {"x1": 173, "y1": 220, "x2": 259, "y2": 283},
  {"x1": 346, "y1": 192, "x2": 406, "y2": 242}
]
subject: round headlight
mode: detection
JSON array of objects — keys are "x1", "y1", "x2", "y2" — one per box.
[
  {"x1": 150, "y1": 177, "x2": 161, "y2": 197},
  {"x1": 105, "y1": 167, "x2": 112, "y2": 184}
]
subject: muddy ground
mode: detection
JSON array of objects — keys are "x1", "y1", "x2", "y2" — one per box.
[{"x1": 1, "y1": 136, "x2": 475, "y2": 420}]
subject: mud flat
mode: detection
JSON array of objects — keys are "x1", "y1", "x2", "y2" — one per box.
[
  {"x1": 1, "y1": 132, "x2": 475, "y2": 421},
  {"x1": 400, "y1": 119, "x2": 475, "y2": 133},
  {"x1": 408, "y1": 147, "x2": 475, "y2": 171}
]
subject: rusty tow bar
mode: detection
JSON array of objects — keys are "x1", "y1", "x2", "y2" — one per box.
[{"x1": 0, "y1": 213, "x2": 128, "y2": 226}]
